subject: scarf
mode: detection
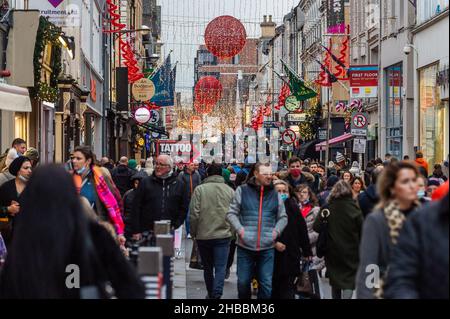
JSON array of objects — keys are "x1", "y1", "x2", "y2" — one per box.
[
  {"x1": 374, "y1": 199, "x2": 420, "y2": 299},
  {"x1": 74, "y1": 167, "x2": 124, "y2": 235},
  {"x1": 299, "y1": 202, "x2": 313, "y2": 218}
]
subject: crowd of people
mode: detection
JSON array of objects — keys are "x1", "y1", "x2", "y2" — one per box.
[{"x1": 0, "y1": 137, "x2": 448, "y2": 299}]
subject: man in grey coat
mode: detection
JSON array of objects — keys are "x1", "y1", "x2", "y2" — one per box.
[{"x1": 227, "y1": 162, "x2": 287, "y2": 299}]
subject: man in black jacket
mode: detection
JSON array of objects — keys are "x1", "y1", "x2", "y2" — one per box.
[
  {"x1": 131, "y1": 155, "x2": 188, "y2": 240},
  {"x1": 384, "y1": 194, "x2": 449, "y2": 299},
  {"x1": 358, "y1": 165, "x2": 384, "y2": 218},
  {"x1": 112, "y1": 157, "x2": 135, "y2": 196}
]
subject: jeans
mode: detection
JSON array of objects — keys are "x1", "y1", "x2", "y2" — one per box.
[
  {"x1": 237, "y1": 247, "x2": 275, "y2": 299},
  {"x1": 185, "y1": 209, "x2": 190, "y2": 235},
  {"x1": 197, "y1": 238, "x2": 231, "y2": 299},
  {"x1": 332, "y1": 287, "x2": 354, "y2": 299}
]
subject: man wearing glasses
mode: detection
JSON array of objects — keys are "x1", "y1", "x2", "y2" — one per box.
[
  {"x1": 130, "y1": 155, "x2": 188, "y2": 240},
  {"x1": 227, "y1": 162, "x2": 288, "y2": 299}
]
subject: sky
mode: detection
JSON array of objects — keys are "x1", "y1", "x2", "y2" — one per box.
[{"x1": 158, "y1": 0, "x2": 297, "y2": 101}]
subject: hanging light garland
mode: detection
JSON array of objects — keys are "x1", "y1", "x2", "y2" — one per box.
[{"x1": 205, "y1": 15, "x2": 247, "y2": 59}]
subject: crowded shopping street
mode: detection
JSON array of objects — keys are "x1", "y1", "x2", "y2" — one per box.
[{"x1": 0, "y1": 0, "x2": 449, "y2": 305}]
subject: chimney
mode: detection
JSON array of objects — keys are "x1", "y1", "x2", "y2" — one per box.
[{"x1": 260, "y1": 15, "x2": 276, "y2": 39}]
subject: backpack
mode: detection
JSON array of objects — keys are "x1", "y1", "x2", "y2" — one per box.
[{"x1": 316, "y1": 207, "x2": 331, "y2": 259}]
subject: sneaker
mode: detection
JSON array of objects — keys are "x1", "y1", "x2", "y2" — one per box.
[
  {"x1": 187, "y1": 234, "x2": 192, "y2": 239},
  {"x1": 225, "y1": 268, "x2": 231, "y2": 280}
]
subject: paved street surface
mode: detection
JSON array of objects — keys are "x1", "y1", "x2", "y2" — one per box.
[{"x1": 174, "y1": 226, "x2": 333, "y2": 300}]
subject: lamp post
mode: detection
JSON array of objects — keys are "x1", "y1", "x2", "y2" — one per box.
[{"x1": 404, "y1": 44, "x2": 419, "y2": 151}]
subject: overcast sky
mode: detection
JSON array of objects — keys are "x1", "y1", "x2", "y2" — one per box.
[{"x1": 158, "y1": 0, "x2": 297, "y2": 100}]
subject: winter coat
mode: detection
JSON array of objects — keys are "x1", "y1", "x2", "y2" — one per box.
[
  {"x1": 189, "y1": 175, "x2": 235, "y2": 240},
  {"x1": 355, "y1": 202, "x2": 417, "y2": 299},
  {"x1": 130, "y1": 172, "x2": 188, "y2": 233},
  {"x1": 303, "y1": 205, "x2": 325, "y2": 270},
  {"x1": 313, "y1": 196, "x2": 363, "y2": 290},
  {"x1": 0, "y1": 179, "x2": 21, "y2": 246},
  {"x1": 384, "y1": 195, "x2": 449, "y2": 299},
  {"x1": 358, "y1": 184, "x2": 379, "y2": 218},
  {"x1": 122, "y1": 188, "x2": 137, "y2": 237},
  {"x1": 285, "y1": 173, "x2": 310, "y2": 189},
  {"x1": 0, "y1": 171, "x2": 14, "y2": 188},
  {"x1": 177, "y1": 169, "x2": 201, "y2": 208},
  {"x1": 274, "y1": 197, "x2": 312, "y2": 277},
  {"x1": 415, "y1": 158, "x2": 429, "y2": 175},
  {"x1": 111, "y1": 164, "x2": 135, "y2": 196},
  {"x1": 227, "y1": 177, "x2": 288, "y2": 252}
]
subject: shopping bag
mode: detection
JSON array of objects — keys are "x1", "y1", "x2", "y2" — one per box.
[
  {"x1": 296, "y1": 261, "x2": 313, "y2": 295},
  {"x1": 189, "y1": 239, "x2": 203, "y2": 270}
]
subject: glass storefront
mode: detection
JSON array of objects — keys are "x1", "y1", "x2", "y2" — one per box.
[
  {"x1": 419, "y1": 64, "x2": 446, "y2": 169},
  {"x1": 386, "y1": 64, "x2": 403, "y2": 159}
]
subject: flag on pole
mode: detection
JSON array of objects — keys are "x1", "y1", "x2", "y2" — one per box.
[
  {"x1": 315, "y1": 59, "x2": 338, "y2": 87},
  {"x1": 280, "y1": 59, "x2": 317, "y2": 102},
  {"x1": 149, "y1": 54, "x2": 176, "y2": 107}
]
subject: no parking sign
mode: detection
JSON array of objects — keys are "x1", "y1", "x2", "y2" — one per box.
[
  {"x1": 282, "y1": 129, "x2": 297, "y2": 145},
  {"x1": 351, "y1": 112, "x2": 369, "y2": 136}
]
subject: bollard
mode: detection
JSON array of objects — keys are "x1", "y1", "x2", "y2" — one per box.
[
  {"x1": 154, "y1": 220, "x2": 171, "y2": 236},
  {"x1": 156, "y1": 234, "x2": 174, "y2": 299},
  {"x1": 138, "y1": 247, "x2": 164, "y2": 299}
]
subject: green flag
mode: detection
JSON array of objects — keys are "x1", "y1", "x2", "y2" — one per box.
[{"x1": 281, "y1": 60, "x2": 317, "y2": 102}]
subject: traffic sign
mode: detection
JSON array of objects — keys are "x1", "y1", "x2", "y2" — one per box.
[
  {"x1": 149, "y1": 110, "x2": 160, "y2": 124},
  {"x1": 351, "y1": 112, "x2": 369, "y2": 136},
  {"x1": 284, "y1": 95, "x2": 301, "y2": 112},
  {"x1": 353, "y1": 138, "x2": 367, "y2": 154},
  {"x1": 282, "y1": 129, "x2": 297, "y2": 145}
]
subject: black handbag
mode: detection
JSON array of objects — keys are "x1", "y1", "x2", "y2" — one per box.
[
  {"x1": 316, "y1": 208, "x2": 331, "y2": 259},
  {"x1": 189, "y1": 239, "x2": 203, "y2": 270}
]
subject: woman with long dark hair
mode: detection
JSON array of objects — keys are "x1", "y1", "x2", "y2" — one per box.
[
  {"x1": 0, "y1": 156, "x2": 32, "y2": 247},
  {"x1": 0, "y1": 165, "x2": 144, "y2": 298},
  {"x1": 356, "y1": 161, "x2": 420, "y2": 299},
  {"x1": 71, "y1": 146, "x2": 125, "y2": 246}
]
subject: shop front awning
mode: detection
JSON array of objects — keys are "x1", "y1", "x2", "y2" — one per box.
[
  {"x1": 0, "y1": 83, "x2": 32, "y2": 112},
  {"x1": 315, "y1": 133, "x2": 354, "y2": 151}
]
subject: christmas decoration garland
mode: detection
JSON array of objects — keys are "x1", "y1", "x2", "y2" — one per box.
[
  {"x1": 30, "y1": 16, "x2": 62, "y2": 103},
  {"x1": 298, "y1": 102, "x2": 322, "y2": 141}
]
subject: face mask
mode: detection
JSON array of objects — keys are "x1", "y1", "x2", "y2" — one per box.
[
  {"x1": 290, "y1": 169, "x2": 301, "y2": 178},
  {"x1": 230, "y1": 174, "x2": 237, "y2": 182},
  {"x1": 417, "y1": 190, "x2": 426, "y2": 199},
  {"x1": 18, "y1": 175, "x2": 29, "y2": 183},
  {"x1": 280, "y1": 194, "x2": 289, "y2": 202},
  {"x1": 76, "y1": 166, "x2": 87, "y2": 175}
]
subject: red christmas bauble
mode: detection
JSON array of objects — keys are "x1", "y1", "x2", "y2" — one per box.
[
  {"x1": 205, "y1": 16, "x2": 247, "y2": 59},
  {"x1": 194, "y1": 76, "x2": 223, "y2": 114}
]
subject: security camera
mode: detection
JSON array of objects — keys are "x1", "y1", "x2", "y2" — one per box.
[{"x1": 403, "y1": 45, "x2": 412, "y2": 55}]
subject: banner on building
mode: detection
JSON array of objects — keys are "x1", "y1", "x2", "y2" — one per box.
[
  {"x1": 327, "y1": 0, "x2": 345, "y2": 34},
  {"x1": 28, "y1": 0, "x2": 81, "y2": 27},
  {"x1": 149, "y1": 55, "x2": 177, "y2": 107},
  {"x1": 349, "y1": 65, "x2": 379, "y2": 98}
]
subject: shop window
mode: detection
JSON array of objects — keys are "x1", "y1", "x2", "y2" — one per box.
[
  {"x1": 14, "y1": 112, "x2": 28, "y2": 141},
  {"x1": 386, "y1": 64, "x2": 403, "y2": 159},
  {"x1": 419, "y1": 63, "x2": 445, "y2": 169}
]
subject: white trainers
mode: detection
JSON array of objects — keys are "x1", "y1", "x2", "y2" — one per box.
[{"x1": 187, "y1": 234, "x2": 192, "y2": 239}]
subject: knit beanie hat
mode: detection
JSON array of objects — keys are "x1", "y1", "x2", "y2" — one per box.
[
  {"x1": 335, "y1": 152, "x2": 345, "y2": 163},
  {"x1": 128, "y1": 159, "x2": 137, "y2": 170}
]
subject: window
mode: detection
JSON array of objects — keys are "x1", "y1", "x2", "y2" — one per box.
[
  {"x1": 385, "y1": 64, "x2": 403, "y2": 159},
  {"x1": 419, "y1": 64, "x2": 445, "y2": 169},
  {"x1": 92, "y1": 4, "x2": 101, "y2": 72},
  {"x1": 417, "y1": 0, "x2": 449, "y2": 24}
]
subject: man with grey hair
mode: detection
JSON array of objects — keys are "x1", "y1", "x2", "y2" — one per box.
[{"x1": 131, "y1": 155, "x2": 188, "y2": 239}]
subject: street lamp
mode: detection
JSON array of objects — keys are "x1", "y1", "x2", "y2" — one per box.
[{"x1": 404, "y1": 43, "x2": 419, "y2": 149}]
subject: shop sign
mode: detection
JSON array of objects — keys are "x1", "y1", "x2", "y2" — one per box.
[{"x1": 349, "y1": 65, "x2": 378, "y2": 98}]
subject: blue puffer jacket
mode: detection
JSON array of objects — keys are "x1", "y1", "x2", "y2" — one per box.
[{"x1": 227, "y1": 177, "x2": 288, "y2": 251}]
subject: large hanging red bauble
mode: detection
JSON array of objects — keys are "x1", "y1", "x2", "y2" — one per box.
[
  {"x1": 205, "y1": 15, "x2": 247, "y2": 59},
  {"x1": 194, "y1": 76, "x2": 223, "y2": 114}
]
